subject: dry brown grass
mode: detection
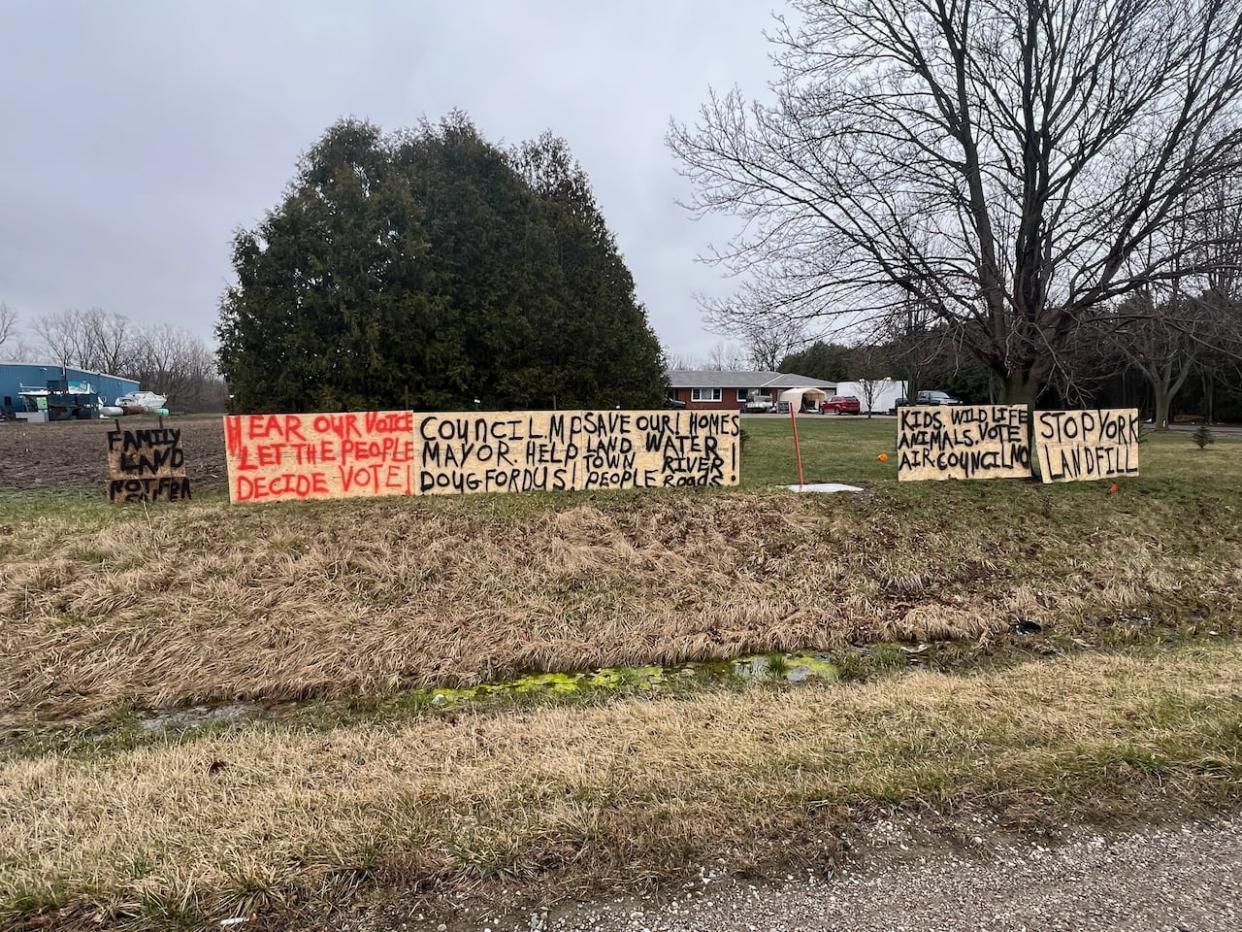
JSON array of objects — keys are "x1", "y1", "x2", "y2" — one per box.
[
  {"x1": 3, "y1": 487, "x2": 1241, "y2": 725},
  {"x1": 2, "y1": 639, "x2": 1240, "y2": 928}
]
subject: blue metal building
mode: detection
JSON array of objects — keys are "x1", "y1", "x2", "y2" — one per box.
[{"x1": 0, "y1": 362, "x2": 140, "y2": 416}]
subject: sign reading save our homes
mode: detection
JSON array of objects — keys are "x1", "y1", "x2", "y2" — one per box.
[
  {"x1": 1034, "y1": 409, "x2": 1140, "y2": 483},
  {"x1": 223, "y1": 410, "x2": 741, "y2": 503},
  {"x1": 106, "y1": 426, "x2": 192, "y2": 502},
  {"x1": 897, "y1": 405, "x2": 1031, "y2": 481}
]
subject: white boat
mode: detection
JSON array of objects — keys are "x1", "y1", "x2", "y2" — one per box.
[{"x1": 113, "y1": 391, "x2": 169, "y2": 416}]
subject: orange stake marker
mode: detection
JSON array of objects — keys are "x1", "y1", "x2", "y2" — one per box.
[{"x1": 789, "y1": 403, "x2": 805, "y2": 488}]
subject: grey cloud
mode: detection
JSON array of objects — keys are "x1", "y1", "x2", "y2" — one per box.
[{"x1": 1, "y1": 0, "x2": 775, "y2": 359}]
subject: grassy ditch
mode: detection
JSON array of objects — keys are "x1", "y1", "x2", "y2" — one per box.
[
  {"x1": 2, "y1": 638, "x2": 1240, "y2": 928},
  {"x1": 2, "y1": 419, "x2": 1241, "y2": 927},
  {"x1": 2, "y1": 422, "x2": 1240, "y2": 725}
]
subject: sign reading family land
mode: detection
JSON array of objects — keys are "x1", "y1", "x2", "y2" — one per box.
[
  {"x1": 223, "y1": 410, "x2": 740, "y2": 503},
  {"x1": 106, "y1": 427, "x2": 191, "y2": 502},
  {"x1": 897, "y1": 405, "x2": 1031, "y2": 481},
  {"x1": 1035, "y1": 409, "x2": 1140, "y2": 483}
]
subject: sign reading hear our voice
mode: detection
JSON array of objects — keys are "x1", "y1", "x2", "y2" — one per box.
[{"x1": 223, "y1": 409, "x2": 741, "y2": 503}]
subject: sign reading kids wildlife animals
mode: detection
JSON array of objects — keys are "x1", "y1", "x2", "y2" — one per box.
[
  {"x1": 897, "y1": 405, "x2": 1031, "y2": 481},
  {"x1": 106, "y1": 426, "x2": 191, "y2": 502},
  {"x1": 1034, "y1": 409, "x2": 1140, "y2": 483},
  {"x1": 224, "y1": 410, "x2": 740, "y2": 503}
]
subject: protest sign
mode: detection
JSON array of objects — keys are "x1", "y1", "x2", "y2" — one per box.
[
  {"x1": 223, "y1": 409, "x2": 740, "y2": 503},
  {"x1": 897, "y1": 405, "x2": 1031, "y2": 481},
  {"x1": 1034, "y1": 409, "x2": 1140, "y2": 483},
  {"x1": 106, "y1": 426, "x2": 191, "y2": 502},
  {"x1": 223, "y1": 411, "x2": 415, "y2": 503}
]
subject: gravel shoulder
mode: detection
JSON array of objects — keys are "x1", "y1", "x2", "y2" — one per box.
[{"x1": 490, "y1": 816, "x2": 1242, "y2": 932}]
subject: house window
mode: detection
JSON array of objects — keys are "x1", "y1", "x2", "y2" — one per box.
[
  {"x1": 736, "y1": 389, "x2": 748, "y2": 402},
  {"x1": 691, "y1": 388, "x2": 722, "y2": 402}
]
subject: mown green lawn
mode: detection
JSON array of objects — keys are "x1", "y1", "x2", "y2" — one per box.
[{"x1": 738, "y1": 412, "x2": 1242, "y2": 493}]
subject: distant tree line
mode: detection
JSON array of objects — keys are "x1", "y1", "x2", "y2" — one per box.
[
  {"x1": 778, "y1": 291, "x2": 1242, "y2": 424},
  {"x1": 217, "y1": 114, "x2": 667, "y2": 413},
  {"x1": 0, "y1": 304, "x2": 226, "y2": 412}
]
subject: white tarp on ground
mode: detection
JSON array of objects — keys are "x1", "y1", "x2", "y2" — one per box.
[
  {"x1": 833, "y1": 379, "x2": 907, "y2": 414},
  {"x1": 787, "y1": 482, "x2": 864, "y2": 494}
]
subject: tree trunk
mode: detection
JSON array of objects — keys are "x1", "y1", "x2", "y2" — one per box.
[
  {"x1": 1002, "y1": 376, "x2": 1038, "y2": 406},
  {"x1": 1153, "y1": 381, "x2": 1171, "y2": 430}
]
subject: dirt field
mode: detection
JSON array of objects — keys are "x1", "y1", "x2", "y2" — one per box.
[{"x1": 0, "y1": 417, "x2": 228, "y2": 494}]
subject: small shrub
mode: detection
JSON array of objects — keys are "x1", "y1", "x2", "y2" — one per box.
[
  {"x1": 764, "y1": 652, "x2": 790, "y2": 680},
  {"x1": 1192, "y1": 424, "x2": 1214, "y2": 450},
  {"x1": 870, "y1": 644, "x2": 909, "y2": 672},
  {"x1": 832, "y1": 650, "x2": 868, "y2": 682}
]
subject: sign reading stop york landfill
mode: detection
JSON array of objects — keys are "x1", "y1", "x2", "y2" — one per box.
[
  {"x1": 107, "y1": 427, "x2": 191, "y2": 502},
  {"x1": 224, "y1": 410, "x2": 740, "y2": 503},
  {"x1": 1035, "y1": 409, "x2": 1140, "y2": 483},
  {"x1": 897, "y1": 405, "x2": 1031, "y2": 481}
]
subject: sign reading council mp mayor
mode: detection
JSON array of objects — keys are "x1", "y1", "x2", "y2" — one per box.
[
  {"x1": 223, "y1": 409, "x2": 740, "y2": 503},
  {"x1": 897, "y1": 405, "x2": 1031, "y2": 481}
]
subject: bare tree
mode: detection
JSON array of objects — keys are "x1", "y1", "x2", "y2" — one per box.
[
  {"x1": 36, "y1": 310, "x2": 90, "y2": 368},
  {"x1": 1097, "y1": 176, "x2": 1242, "y2": 426},
  {"x1": 705, "y1": 340, "x2": 749, "y2": 370},
  {"x1": 80, "y1": 308, "x2": 136, "y2": 374},
  {"x1": 742, "y1": 317, "x2": 804, "y2": 370},
  {"x1": 127, "y1": 323, "x2": 223, "y2": 410},
  {"x1": 0, "y1": 303, "x2": 16, "y2": 355},
  {"x1": 671, "y1": 0, "x2": 1242, "y2": 403},
  {"x1": 664, "y1": 351, "x2": 702, "y2": 370},
  {"x1": 35, "y1": 308, "x2": 139, "y2": 372},
  {"x1": 849, "y1": 342, "x2": 893, "y2": 418},
  {"x1": 29, "y1": 309, "x2": 225, "y2": 411}
]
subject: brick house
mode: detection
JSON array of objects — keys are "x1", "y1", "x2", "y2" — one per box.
[{"x1": 667, "y1": 370, "x2": 837, "y2": 411}]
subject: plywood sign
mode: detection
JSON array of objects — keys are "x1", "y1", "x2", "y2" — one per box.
[
  {"x1": 224, "y1": 411, "x2": 416, "y2": 502},
  {"x1": 106, "y1": 426, "x2": 191, "y2": 502},
  {"x1": 897, "y1": 405, "x2": 1031, "y2": 481},
  {"x1": 224, "y1": 410, "x2": 740, "y2": 503},
  {"x1": 1034, "y1": 409, "x2": 1140, "y2": 483}
]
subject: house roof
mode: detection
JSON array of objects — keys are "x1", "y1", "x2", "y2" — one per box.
[{"x1": 666, "y1": 369, "x2": 835, "y2": 389}]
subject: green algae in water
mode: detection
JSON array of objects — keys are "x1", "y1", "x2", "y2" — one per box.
[
  {"x1": 419, "y1": 654, "x2": 838, "y2": 710},
  {"x1": 783, "y1": 655, "x2": 842, "y2": 683}
]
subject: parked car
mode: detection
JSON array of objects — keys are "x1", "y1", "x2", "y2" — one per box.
[
  {"x1": 740, "y1": 391, "x2": 774, "y2": 414},
  {"x1": 820, "y1": 394, "x2": 861, "y2": 415},
  {"x1": 888, "y1": 390, "x2": 962, "y2": 414},
  {"x1": 666, "y1": 397, "x2": 686, "y2": 409}
]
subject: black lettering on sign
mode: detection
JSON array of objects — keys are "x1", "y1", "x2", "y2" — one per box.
[
  {"x1": 1034, "y1": 409, "x2": 1140, "y2": 483},
  {"x1": 108, "y1": 476, "x2": 193, "y2": 503},
  {"x1": 416, "y1": 410, "x2": 741, "y2": 495},
  {"x1": 106, "y1": 427, "x2": 191, "y2": 502},
  {"x1": 896, "y1": 405, "x2": 1032, "y2": 482}
]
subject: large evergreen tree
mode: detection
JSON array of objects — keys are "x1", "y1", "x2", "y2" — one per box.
[{"x1": 217, "y1": 114, "x2": 666, "y2": 412}]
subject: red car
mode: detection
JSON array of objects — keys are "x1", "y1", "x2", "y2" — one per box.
[{"x1": 821, "y1": 395, "x2": 861, "y2": 415}]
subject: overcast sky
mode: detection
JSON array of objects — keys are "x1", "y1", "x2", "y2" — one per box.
[{"x1": 1, "y1": 1, "x2": 779, "y2": 362}]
